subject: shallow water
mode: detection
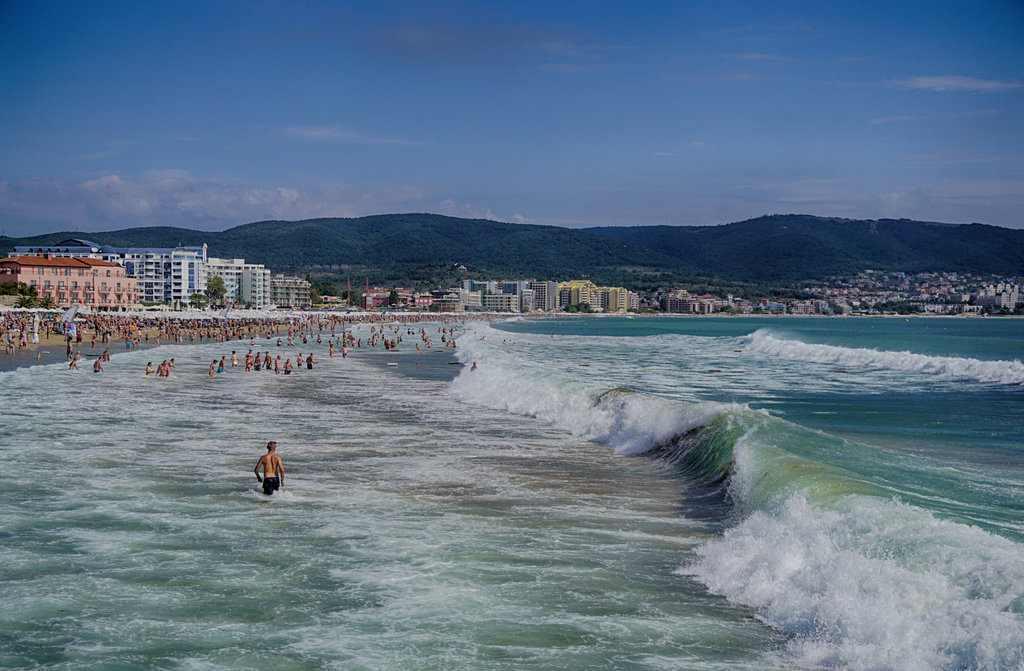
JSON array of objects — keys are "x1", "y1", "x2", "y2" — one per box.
[{"x1": 2, "y1": 317, "x2": 1022, "y2": 670}]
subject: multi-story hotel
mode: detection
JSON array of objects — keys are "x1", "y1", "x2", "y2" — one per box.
[
  {"x1": 13, "y1": 239, "x2": 207, "y2": 305},
  {"x1": 483, "y1": 293, "x2": 519, "y2": 312},
  {"x1": 268, "y1": 275, "x2": 312, "y2": 309},
  {"x1": 556, "y1": 279, "x2": 630, "y2": 313},
  {"x1": 206, "y1": 257, "x2": 272, "y2": 308},
  {"x1": 0, "y1": 254, "x2": 138, "y2": 310},
  {"x1": 529, "y1": 281, "x2": 559, "y2": 311}
]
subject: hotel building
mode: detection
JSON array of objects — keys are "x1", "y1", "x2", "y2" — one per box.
[
  {"x1": 0, "y1": 254, "x2": 138, "y2": 310},
  {"x1": 13, "y1": 239, "x2": 207, "y2": 305}
]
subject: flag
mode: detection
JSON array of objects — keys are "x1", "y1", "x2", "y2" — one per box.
[{"x1": 60, "y1": 305, "x2": 79, "y2": 323}]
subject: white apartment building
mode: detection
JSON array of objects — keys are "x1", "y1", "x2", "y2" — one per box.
[
  {"x1": 206, "y1": 257, "x2": 272, "y2": 308},
  {"x1": 13, "y1": 238, "x2": 207, "y2": 305},
  {"x1": 530, "y1": 281, "x2": 559, "y2": 311},
  {"x1": 242, "y1": 265, "x2": 271, "y2": 309}
]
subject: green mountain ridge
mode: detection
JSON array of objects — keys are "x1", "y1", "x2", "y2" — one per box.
[
  {"x1": 585, "y1": 215, "x2": 1024, "y2": 281},
  {"x1": 3, "y1": 213, "x2": 1022, "y2": 286}
]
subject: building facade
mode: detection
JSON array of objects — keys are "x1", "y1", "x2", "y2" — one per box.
[
  {"x1": 529, "y1": 281, "x2": 559, "y2": 311},
  {"x1": 0, "y1": 255, "x2": 138, "y2": 310},
  {"x1": 268, "y1": 275, "x2": 312, "y2": 309},
  {"x1": 556, "y1": 279, "x2": 629, "y2": 313},
  {"x1": 483, "y1": 293, "x2": 519, "y2": 312},
  {"x1": 13, "y1": 238, "x2": 207, "y2": 306}
]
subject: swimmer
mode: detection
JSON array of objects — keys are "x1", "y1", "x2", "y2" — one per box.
[{"x1": 253, "y1": 441, "x2": 284, "y2": 495}]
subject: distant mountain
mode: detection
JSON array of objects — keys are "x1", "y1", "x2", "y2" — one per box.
[
  {"x1": 3, "y1": 213, "x2": 1022, "y2": 286},
  {"x1": 1, "y1": 214, "x2": 683, "y2": 285},
  {"x1": 585, "y1": 214, "x2": 1024, "y2": 282}
]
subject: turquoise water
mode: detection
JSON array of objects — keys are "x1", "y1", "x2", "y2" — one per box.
[{"x1": 2, "y1": 317, "x2": 1022, "y2": 669}]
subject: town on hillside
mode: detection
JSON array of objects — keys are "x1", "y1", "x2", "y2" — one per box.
[{"x1": 1, "y1": 238, "x2": 1022, "y2": 316}]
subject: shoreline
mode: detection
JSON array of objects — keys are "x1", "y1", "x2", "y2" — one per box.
[{"x1": 3, "y1": 310, "x2": 1017, "y2": 374}]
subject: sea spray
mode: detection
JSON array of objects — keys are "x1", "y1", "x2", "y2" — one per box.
[
  {"x1": 683, "y1": 492, "x2": 1024, "y2": 671},
  {"x1": 452, "y1": 334, "x2": 737, "y2": 456}
]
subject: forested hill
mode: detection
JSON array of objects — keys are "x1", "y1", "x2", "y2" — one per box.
[
  {"x1": 3, "y1": 213, "x2": 1023, "y2": 284},
  {"x1": 584, "y1": 214, "x2": 1024, "y2": 281},
  {"x1": 1, "y1": 214, "x2": 683, "y2": 284}
]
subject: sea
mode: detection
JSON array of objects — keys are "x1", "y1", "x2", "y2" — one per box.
[{"x1": 1, "y1": 316, "x2": 1022, "y2": 670}]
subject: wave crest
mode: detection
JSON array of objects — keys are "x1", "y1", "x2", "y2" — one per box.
[{"x1": 747, "y1": 329, "x2": 1024, "y2": 385}]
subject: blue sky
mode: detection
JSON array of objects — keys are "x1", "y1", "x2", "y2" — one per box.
[{"x1": 1, "y1": 0, "x2": 1022, "y2": 236}]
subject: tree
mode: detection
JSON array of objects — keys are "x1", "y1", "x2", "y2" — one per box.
[
  {"x1": 389, "y1": 289, "x2": 399, "y2": 307},
  {"x1": 189, "y1": 293, "x2": 208, "y2": 309},
  {"x1": 15, "y1": 294, "x2": 36, "y2": 308},
  {"x1": 205, "y1": 275, "x2": 227, "y2": 305},
  {"x1": 38, "y1": 296, "x2": 56, "y2": 309}
]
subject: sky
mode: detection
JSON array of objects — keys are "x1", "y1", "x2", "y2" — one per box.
[{"x1": 1, "y1": 0, "x2": 1023, "y2": 237}]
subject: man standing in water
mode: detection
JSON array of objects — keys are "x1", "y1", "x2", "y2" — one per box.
[{"x1": 254, "y1": 441, "x2": 284, "y2": 495}]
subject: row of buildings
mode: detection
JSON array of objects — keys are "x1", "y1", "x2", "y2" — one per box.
[
  {"x1": 803, "y1": 271, "x2": 1024, "y2": 315},
  {"x1": 359, "y1": 279, "x2": 640, "y2": 313},
  {"x1": 3, "y1": 239, "x2": 311, "y2": 311},
  {"x1": 653, "y1": 273, "x2": 1024, "y2": 316}
]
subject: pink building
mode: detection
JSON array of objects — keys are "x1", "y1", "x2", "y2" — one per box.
[{"x1": 0, "y1": 254, "x2": 139, "y2": 310}]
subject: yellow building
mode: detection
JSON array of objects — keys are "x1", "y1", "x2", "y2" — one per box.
[{"x1": 557, "y1": 280, "x2": 629, "y2": 313}]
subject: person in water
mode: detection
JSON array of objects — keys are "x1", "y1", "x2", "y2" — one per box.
[{"x1": 254, "y1": 441, "x2": 284, "y2": 495}]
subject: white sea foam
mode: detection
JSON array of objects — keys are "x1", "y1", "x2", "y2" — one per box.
[
  {"x1": 683, "y1": 490, "x2": 1024, "y2": 670},
  {"x1": 747, "y1": 329, "x2": 1024, "y2": 385},
  {"x1": 452, "y1": 329, "x2": 735, "y2": 455},
  {"x1": 459, "y1": 323, "x2": 1024, "y2": 670}
]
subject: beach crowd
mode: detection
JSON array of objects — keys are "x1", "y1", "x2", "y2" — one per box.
[{"x1": 2, "y1": 310, "x2": 471, "y2": 374}]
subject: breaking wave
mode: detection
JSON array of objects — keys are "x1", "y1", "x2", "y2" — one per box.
[
  {"x1": 747, "y1": 329, "x2": 1024, "y2": 385},
  {"x1": 451, "y1": 327, "x2": 1024, "y2": 670}
]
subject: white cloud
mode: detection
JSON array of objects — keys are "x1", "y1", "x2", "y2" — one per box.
[
  {"x1": 870, "y1": 114, "x2": 928, "y2": 125},
  {"x1": 78, "y1": 140, "x2": 135, "y2": 161},
  {"x1": 284, "y1": 125, "x2": 428, "y2": 146},
  {"x1": 888, "y1": 76, "x2": 1020, "y2": 92},
  {"x1": 723, "y1": 52, "x2": 785, "y2": 61},
  {"x1": 0, "y1": 172, "x2": 431, "y2": 236},
  {"x1": 436, "y1": 199, "x2": 500, "y2": 221}
]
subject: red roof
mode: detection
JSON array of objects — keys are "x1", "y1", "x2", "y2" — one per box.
[{"x1": 0, "y1": 255, "x2": 122, "y2": 269}]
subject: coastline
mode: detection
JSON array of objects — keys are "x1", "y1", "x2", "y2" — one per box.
[{"x1": 3, "y1": 310, "x2": 1017, "y2": 374}]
